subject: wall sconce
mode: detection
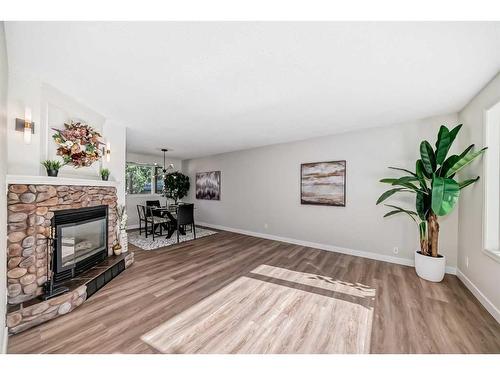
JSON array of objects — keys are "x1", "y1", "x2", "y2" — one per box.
[
  {"x1": 105, "y1": 142, "x2": 111, "y2": 162},
  {"x1": 15, "y1": 108, "x2": 35, "y2": 145}
]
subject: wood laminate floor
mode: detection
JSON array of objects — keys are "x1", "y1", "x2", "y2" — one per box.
[{"x1": 8, "y1": 231, "x2": 500, "y2": 354}]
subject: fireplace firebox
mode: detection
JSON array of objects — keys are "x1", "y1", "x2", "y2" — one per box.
[{"x1": 52, "y1": 205, "x2": 109, "y2": 282}]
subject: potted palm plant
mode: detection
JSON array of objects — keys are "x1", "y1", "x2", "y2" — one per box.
[{"x1": 377, "y1": 124, "x2": 486, "y2": 282}]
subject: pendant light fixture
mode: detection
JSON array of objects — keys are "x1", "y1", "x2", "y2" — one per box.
[{"x1": 161, "y1": 148, "x2": 174, "y2": 173}]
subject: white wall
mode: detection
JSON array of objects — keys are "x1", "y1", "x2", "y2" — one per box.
[
  {"x1": 6, "y1": 68, "x2": 127, "y2": 201},
  {"x1": 184, "y1": 113, "x2": 460, "y2": 269},
  {"x1": 126, "y1": 152, "x2": 183, "y2": 227},
  {"x1": 0, "y1": 21, "x2": 9, "y2": 353},
  {"x1": 457, "y1": 72, "x2": 500, "y2": 322},
  {"x1": 40, "y1": 83, "x2": 105, "y2": 179},
  {"x1": 7, "y1": 75, "x2": 107, "y2": 177},
  {"x1": 103, "y1": 120, "x2": 126, "y2": 205},
  {"x1": 6, "y1": 67, "x2": 41, "y2": 175}
]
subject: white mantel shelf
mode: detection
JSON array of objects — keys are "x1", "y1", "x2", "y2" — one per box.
[{"x1": 6, "y1": 175, "x2": 120, "y2": 187}]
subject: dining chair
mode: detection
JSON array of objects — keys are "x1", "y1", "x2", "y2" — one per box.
[
  {"x1": 176, "y1": 203, "x2": 195, "y2": 243},
  {"x1": 136, "y1": 205, "x2": 148, "y2": 235},
  {"x1": 146, "y1": 206, "x2": 169, "y2": 240},
  {"x1": 146, "y1": 200, "x2": 161, "y2": 208}
]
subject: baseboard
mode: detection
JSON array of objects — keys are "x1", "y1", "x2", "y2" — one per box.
[
  {"x1": 456, "y1": 268, "x2": 500, "y2": 324},
  {"x1": 198, "y1": 222, "x2": 456, "y2": 275},
  {"x1": 1, "y1": 325, "x2": 7, "y2": 354},
  {"x1": 127, "y1": 224, "x2": 140, "y2": 230}
]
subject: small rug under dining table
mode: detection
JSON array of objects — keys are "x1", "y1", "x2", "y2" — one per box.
[{"x1": 128, "y1": 226, "x2": 217, "y2": 251}]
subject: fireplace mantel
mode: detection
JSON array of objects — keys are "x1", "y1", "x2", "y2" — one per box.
[{"x1": 6, "y1": 175, "x2": 119, "y2": 187}]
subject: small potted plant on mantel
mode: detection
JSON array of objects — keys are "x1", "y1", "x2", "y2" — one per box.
[
  {"x1": 377, "y1": 124, "x2": 486, "y2": 282},
  {"x1": 41, "y1": 159, "x2": 65, "y2": 177},
  {"x1": 100, "y1": 168, "x2": 111, "y2": 181}
]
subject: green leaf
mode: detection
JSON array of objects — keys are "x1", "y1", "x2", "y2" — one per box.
[
  {"x1": 458, "y1": 177, "x2": 480, "y2": 190},
  {"x1": 390, "y1": 177, "x2": 427, "y2": 193},
  {"x1": 416, "y1": 191, "x2": 430, "y2": 221},
  {"x1": 380, "y1": 178, "x2": 398, "y2": 184},
  {"x1": 377, "y1": 188, "x2": 413, "y2": 204},
  {"x1": 388, "y1": 167, "x2": 417, "y2": 177},
  {"x1": 376, "y1": 188, "x2": 405, "y2": 205},
  {"x1": 439, "y1": 154, "x2": 459, "y2": 177},
  {"x1": 415, "y1": 160, "x2": 425, "y2": 179},
  {"x1": 380, "y1": 176, "x2": 418, "y2": 185},
  {"x1": 434, "y1": 126, "x2": 449, "y2": 163},
  {"x1": 392, "y1": 181, "x2": 420, "y2": 191},
  {"x1": 384, "y1": 204, "x2": 417, "y2": 216},
  {"x1": 415, "y1": 160, "x2": 430, "y2": 191},
  {"x1": 383, "y1": 205, "x2": 417, "y2": 222},
  {"x1": 445, "y1": 147, "x2": 487, "y2": 178},
  {"x1": 459, "y1": 144, "x2": 474, "y2": 159},
  {"x1": 431, "y1": 176, "x2": 460, "y2": 216},
  {"x1": 384, "y1": 210, "x2": 408, "y2": 218},
  {"x1": 440, "y1": 145, "x2": 475, "y2": 178},
  {"x1": 420, "y1": 141, "x2": 437, "y2": 175},
  {"x1": 435, "y1": 124, "x2": 462, "y2": 165},
  {"x1": 419, "y1": 221, "x2": 427, "y2": 240}
]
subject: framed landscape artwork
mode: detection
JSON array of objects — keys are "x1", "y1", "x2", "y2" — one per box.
[
  {"x1": 301, "y1": 161, "x2": 346, "y2": 206},
  {"x1": 196, "y1": 171, "x2": 221, "y2": 200}
]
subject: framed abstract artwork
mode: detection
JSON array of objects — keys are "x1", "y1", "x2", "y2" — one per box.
[
  {"x1": 196, "y1": 171, "x2": 221, "y2": 200},
  {"x1": 300, "y1": 161, "x2": 346, "y2": 206}
]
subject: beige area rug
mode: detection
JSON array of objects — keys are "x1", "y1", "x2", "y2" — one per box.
[
  {"x1": 141, "y1": 264, "x2": 375, "y2": 353},
  {"x1": 128, "y1": 226, "x2": 217, "y2": 250}
]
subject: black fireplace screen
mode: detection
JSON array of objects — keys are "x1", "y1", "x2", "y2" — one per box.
[
  {"x1": 53, "y1": 205, "x2": 108, "y2": 281},
  {"x1": 59, "y1": 217, "x2": 106, "y2": 270}
]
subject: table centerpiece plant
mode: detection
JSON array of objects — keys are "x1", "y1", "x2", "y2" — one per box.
[{"x1": 163, "y1": 171, "x2": 190, "y2": 204}]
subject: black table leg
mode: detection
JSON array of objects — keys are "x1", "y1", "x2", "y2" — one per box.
[{"x1": 165, "y1": 223, "x2": 176, "y2": 239}]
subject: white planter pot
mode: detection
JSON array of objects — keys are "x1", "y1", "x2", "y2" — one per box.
[
  {"x1": 119, "y1": 231, "x2": 128, "y2": 253},
  {"x1": 414, "y1": 251, "x2": 445, "y2": 282}
]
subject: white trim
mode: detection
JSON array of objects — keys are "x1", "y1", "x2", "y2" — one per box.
[
  {"x1": 0, "y1": 325, "x2": 7, "y2": 354},
  {"x1": 198, "y1": 222, "x2": 456, "y2": 275},
  {"x1": 483, "y1": 248, "x2": 500, "y2": 264},
  {"x1": 6, "y1": 174, "x2": 119, "y2": 187},
  {"x1": 456, "y1": 268, "x2": 500, "y2": 324},
  {"x1": 482, "y1": 101, "x2": 500, "y2": 257},
  {"x1": 127, "y1": 224, "x2": 140, "y2": 230}
]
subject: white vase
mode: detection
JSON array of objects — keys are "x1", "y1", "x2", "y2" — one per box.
[
  {"x1": 414, "y1": 250, "x2": 445, "y2": 282},
  {"x1": 119, "y1": 230, "x2": 128, "y2": 253}
]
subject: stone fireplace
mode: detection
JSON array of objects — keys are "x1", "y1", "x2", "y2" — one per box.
[
  {"x1": 7, "y1": 179, "x2": 118, "y2": 305},
  {"x1": 6, "y1": 176, "x2": 134, "y2": 334}
]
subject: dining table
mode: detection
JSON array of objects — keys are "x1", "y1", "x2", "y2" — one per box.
[{"x1": 151, "y1": 205, "x2": 192, "y2": 239}]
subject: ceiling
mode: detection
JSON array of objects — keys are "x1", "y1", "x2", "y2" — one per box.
[{"x1": 5, "y1": 22, "x2": 500, "y2": 159}]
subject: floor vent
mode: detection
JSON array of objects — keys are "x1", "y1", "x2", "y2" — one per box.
[{"x1": 85, "y1": 259, "x2": 126, "y2": 299}]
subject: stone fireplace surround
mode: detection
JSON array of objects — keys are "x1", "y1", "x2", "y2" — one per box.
[{"x1": 5, "y1": 175, "x2": 134, "y2": 334}]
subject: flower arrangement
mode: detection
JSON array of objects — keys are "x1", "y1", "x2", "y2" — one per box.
[
  {"x1": 52, "y1": 121, "x2": 104, "y2": 168},
  {"x1": 116, "y1": 205, "x2": 128, "y2": 231}
]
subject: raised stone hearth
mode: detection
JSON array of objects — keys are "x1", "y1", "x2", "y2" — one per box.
[
  {"x1": 7, "y1": 285, "x2": 87, "y2": 335},
  {"x1": 6, "y1": 252, "x2": 134, "y2": 334},
  {"x1": 7, "y1": 182, "x2": 118, "y2": 305}
]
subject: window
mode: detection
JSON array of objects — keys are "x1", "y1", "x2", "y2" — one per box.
[
  {"x1": 483, "y1": 101, "x2": 500, "y2": 262},
  {"x1": 125, "y1": 163, "x2": 166, "y2": 195},
  {"x1": 154, "y1": 166, "x2": 165, "y2": 193}
]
